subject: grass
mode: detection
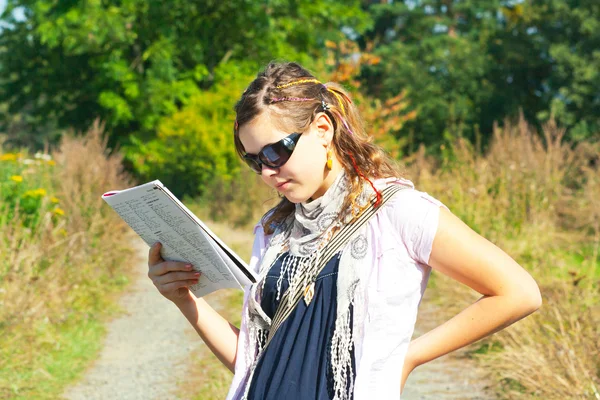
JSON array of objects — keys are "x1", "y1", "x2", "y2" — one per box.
[
  {"x1": 486, "y1": 284, "x2": 599, "y2": 399},
  {"x1": 0, "y1": 121, "x2": 137, "y2": 399},
  {"x1": 0, "y1": 273, "x2": 135, "y2": 400},
  {"x1": 3, "y1": 316, "x2": 105, "y2": 400},
  {"x1": 175, "y1": 289, "x2": 245, "y2": 400}
]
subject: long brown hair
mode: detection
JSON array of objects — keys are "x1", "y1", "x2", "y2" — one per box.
[{"x1": 233, "y1": 61, "x2": 403, "y2": 234}]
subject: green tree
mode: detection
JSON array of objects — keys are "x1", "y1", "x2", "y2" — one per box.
[
  {"x1": 358, "y1": 0, "x2": 599, "y2": 151},
  {"x1": 0, "y1": 0, "x2": 371, "y2": 148},
  {"x1": 358, "y1": 0, "x2": 505, "y2": 151},
  {"x1": 517, "y1": 0, "x2": 600, "y2": 141}
]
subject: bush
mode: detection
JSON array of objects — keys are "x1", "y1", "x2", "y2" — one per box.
[{"x1": 125, "y1": 62, "x2": 258, "y2": 198}]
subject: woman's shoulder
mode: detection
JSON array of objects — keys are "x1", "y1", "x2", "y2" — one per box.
[
  {"x1": 252, "y1": 219, "x2": 270, "y2": 248},
  {"x1": 374, "y1": 175, "x2": 415, "y2": 191},
  {"x1": 249, "y1": 219, "x2": 271, "y2": 274},
  {"x1": 374, "y1": 176, "x2": 446, "y2": 211},
  {"x1": 373, "y1": 177, "x2": 448, "y2": 264},
  {"x1": 252, "y1": 209, "x2": 281, "y2": 240}
]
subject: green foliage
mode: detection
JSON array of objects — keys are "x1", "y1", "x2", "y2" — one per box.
[
  {"x1": 124, "y1": 62, "x2": 254, "y2": 197},
  {"x1": 518, "y1": 0, "x2": 600, "y2": 141},
  {"x1": 0, "y1": 0, "x2": 371, "y2": 148},
  {"x1": 360, "y1": 0, "x2": 504, "y2": 150},
  {"x1": 1, "y1": 0, "x2": 598, "y2": 199},
  {"x1": 197, "y1": 165, "x2": 276, "y2": 228}
]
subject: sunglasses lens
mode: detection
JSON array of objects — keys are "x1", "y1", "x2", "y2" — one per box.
[
  {"x1": 260, "y1": 142, "x2": 290, "y2": 167},
  {"x1": 243, "y1": 133, "x2": 300, "y2": 173},
  {"x1": 243, "y1": 157, "x2": 262, "y2": 174}
]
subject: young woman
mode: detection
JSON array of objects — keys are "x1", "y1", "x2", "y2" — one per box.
[{"x1": 147, "y1": 62, "x2": 542, "y2": 399}]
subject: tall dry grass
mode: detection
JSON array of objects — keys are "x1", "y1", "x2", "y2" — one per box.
[
  {"x1": 195, "y1": 165, "x2": 278, "y2": 228},
  {"x1": 488, "y1": 283, "x2": 599, "y2": 399},
  {"x1": 0, "y1": 120, "x2": 137, "y2": 398},
  {"x1": 403, "y1": 115, "x2": 600, "y2": 399}
]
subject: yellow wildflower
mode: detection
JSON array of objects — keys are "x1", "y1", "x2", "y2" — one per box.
[
  {"x1": 23, "y1": 188, "x2": 47, "y2": 198},
  {"x1": 47, "y1": 160, "x2": 56, "y2": 166},
  {"x1": 53, "y1": 207, "x2": 65, "y2": 216},
  {"x1": 10, "y1": 175, "x2": 23, "y2": 183},
  {"x1": 50, "y1": 196, "x2": 60, "y2": 204},
  {"x1": 1, "y1": 153, "x2": 17, "y2": 161},
  {"x1": 58, "y1": 228, "x2": 68, "y2": 236}
]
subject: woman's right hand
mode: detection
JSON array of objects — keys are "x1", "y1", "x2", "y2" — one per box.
[{"x1": 147, "y1": 242, "x2": 201, "y2": 304}]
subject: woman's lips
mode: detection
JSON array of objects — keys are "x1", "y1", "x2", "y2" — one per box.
[{"x1": 276, "y1": 180, "x2": 291, "y2": 189}]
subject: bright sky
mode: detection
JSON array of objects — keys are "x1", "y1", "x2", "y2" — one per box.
[{"x1": 0, "y1": 0, "x2": 26, "y2": 23}]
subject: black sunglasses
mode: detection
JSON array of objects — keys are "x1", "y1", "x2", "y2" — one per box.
[{"x1": 243, "y1": 132, "x2": 302, "y2": 174}]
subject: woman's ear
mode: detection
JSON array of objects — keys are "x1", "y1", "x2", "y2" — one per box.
[{"x1": 314, "y1": 112, "x2": 335, "y2": 146}]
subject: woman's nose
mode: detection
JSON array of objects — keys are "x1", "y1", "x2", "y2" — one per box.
[{"x1": 261, "y1": 164, "x2": 279, "y2": 178}]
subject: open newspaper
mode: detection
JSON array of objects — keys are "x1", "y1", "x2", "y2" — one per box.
[{"x1": 102, "y1": 180, "x2": 257, "y2": 297}]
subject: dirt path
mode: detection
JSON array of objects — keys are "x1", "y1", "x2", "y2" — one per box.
[
  {"x1": 402, "y1": 289, "x2": 494, "y2": 399},
  {"x1": 62, "y1": 238, "x2": 210, "y2": 400}
]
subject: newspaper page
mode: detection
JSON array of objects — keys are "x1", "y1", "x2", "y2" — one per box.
[{"x1": 102, "y1": 180, "x2": 257, "y2": 297}]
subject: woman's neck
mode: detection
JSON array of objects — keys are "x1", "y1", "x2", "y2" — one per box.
[{"x1": 308, "y1": 164, "x2": 344, "y2": 202}]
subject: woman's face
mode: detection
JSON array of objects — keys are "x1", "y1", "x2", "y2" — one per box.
[{"x1": 238, "y1": 111, "x2": 339, "y2": 203}]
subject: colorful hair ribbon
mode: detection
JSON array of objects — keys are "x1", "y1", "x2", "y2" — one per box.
[
  {"x1": 348, "y1": 153, "x2": 382, "y2": 207},
  {"x1": 270, "y1": 97, "x2": 314, "y2": 103},
  {"x1": 330, "y1": 109, "x2": 354, "y2": 135},
  {"x1": 325, "y1": 86, "x2": 346, "y2": 116},
  {"x1": 275, "y1": 79, "x2": 321, "y2": 89},
  {"x1": 250, "y1": 76, "x2": 380, "y2": 205},
  {"x1": 271, "y1": 79, "x2": 354, "y2": 135}
]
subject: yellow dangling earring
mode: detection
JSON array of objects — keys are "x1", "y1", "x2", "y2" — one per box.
[{"x1": 326, "y1": 149, "x2": 333, "y2": 170}]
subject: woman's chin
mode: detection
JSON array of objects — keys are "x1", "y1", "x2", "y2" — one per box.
[
  {"x1": 282, "y1": 191, "x2": 311, "y2": 204},
  {"x1": 283, "y1": 195, "x2": 302, "y2": 204}
]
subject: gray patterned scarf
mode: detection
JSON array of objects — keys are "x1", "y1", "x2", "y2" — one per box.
[{"x1": 242, "y1": 170, "x2": 375, "y2": 400}]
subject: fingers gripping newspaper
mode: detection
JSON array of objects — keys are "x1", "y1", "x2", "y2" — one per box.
[{"x1": 102, "y1": 180, "x2": 257, "y2": 297}]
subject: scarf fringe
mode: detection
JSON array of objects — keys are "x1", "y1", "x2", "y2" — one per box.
[{"x1": 330, "y1": 307, "x2": 355, "y2": 400}]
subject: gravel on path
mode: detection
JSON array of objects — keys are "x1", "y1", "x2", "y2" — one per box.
[
  {"x1": 401, "y1": 289, "x2": 495, "y2": 400},
  {"x1": 62, "y1": 238, "x2": 205, "y2": 400}
]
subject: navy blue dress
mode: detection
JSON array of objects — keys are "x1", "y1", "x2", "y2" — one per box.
[{"x1": 246, "y1": 252, "x2": 355, "y2": 400}]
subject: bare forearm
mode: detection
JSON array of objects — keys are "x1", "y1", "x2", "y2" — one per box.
[
  {"x1": 175, "y1": 295, "x2": 240, "y2": 372},
  {"x1": 409, "y1": 293, "x2": 539, "y2": 368}
]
